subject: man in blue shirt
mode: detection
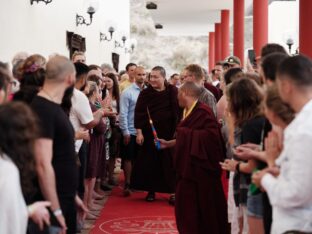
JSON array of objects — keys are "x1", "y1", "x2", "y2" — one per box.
[{"x1": 119, "y1": 66, "x2": 146, "y2": 196}]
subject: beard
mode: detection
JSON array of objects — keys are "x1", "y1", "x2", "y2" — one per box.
[
  {"x1": 80, "y1": 83, "x2": 87, "y2": 92},
  {"x1": 61, "y1": 85, "x2": 75, "y2": 116}
]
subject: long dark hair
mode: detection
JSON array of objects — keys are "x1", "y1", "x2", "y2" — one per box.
[
  {"x1": 61, "y1": 85, "x2": 74, "y2": 116},
  {"x1": 0, "y1": 102, "x2": 38, "y2": 198},
  {"x1": 105, "y1": 73, "x2": 120, "y2": 113},
  {"x1": 227, "y1": 78, "x2": 263, "y2": 127}
]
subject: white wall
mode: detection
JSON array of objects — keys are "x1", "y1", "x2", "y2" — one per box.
[
  {"x1": 0, "y1": 0, "x2": 130, "y2": 70},
  {"x1": 269, "y1": 1, "x2": 299, "y2": 54}
]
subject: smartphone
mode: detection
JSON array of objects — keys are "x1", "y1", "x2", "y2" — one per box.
[
  {"x1": 49, "y1": 225, "x2": 62, "y2": 234},
  {"x1": 248, "y1": 49, "x2": 256, "y2": 65}
]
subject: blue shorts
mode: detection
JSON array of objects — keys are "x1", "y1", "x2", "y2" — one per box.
[{"x1": 247, "y1": 192, "x2": 263, "y2": 218}]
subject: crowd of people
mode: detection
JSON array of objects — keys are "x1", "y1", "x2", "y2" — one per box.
[{"x1": 0, "y1": 43, "x2": 312, "y2": 234}]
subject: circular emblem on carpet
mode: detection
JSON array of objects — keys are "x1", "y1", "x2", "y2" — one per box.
[{"x1": 98, "y1": 216, "x2": 178, "y2": 233}]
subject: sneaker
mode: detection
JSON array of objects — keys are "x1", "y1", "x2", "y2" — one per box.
[
  {"x1": 145, "y1": 191, "x2": 155, "y2": 202},
  {"x1": 123, "y1": 183, "x2": 132, "y2": 197}
]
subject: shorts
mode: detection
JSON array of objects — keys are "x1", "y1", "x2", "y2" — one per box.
[
  {"x1": 109, "y1": 126, "x2": 122, "y2": 159},
  {"x1": 247, "y1": 192, "x2": 263, "y2": 218},
  {"x1": 120, "y1": 135, "x2": 138, "y2": 161}
]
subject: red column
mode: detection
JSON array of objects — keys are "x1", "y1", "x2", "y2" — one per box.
[
  {"x1": 300, "y1": 0, "x2": 312, "y2": 58},
  {"x1": 221, "y1": 10, "x2": 230, "y2": 60},
  {"x1": 215, "y1": 23, "x2": 222, "y2": 63},
  {"x1": 253, "y1": 0, "x2": 268, "y2": 58},
  {"x1": 234, "y1": 0, "x2": 245, "y2": 66},
  {"x1": 209, "y1": 32, "x2": 215, "y2": 72}
]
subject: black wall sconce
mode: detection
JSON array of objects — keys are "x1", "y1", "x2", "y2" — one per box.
[
  {"x1": 30, "y1": 0, "x2": 53, "y2": 4},
  {"x1": 125, "y1": 44, "x2": 135, "y2": 54},
  {"x1": 115, "y1": 36, "x2": 127, "y2": 48},
  {"x1": 76, "y1": 6, "x2": 97, "y2": 26},
  {"x1": 286, "y1": 38, "x2": 294, "y2": 54},
  {"x1": 100, "y1": 27, "x2": 115, "y2": 42}
]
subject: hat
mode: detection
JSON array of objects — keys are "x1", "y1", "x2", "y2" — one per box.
[{"x1": 224, "y1": 56, "x2": 241, "y2": 65}]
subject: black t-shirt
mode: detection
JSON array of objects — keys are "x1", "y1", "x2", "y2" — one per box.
[
  {"x1": 241, "y1": 116, "x2": 266, "y2": 145},
  {"x1": 31, "y1": 96, "x2": 78, "y2": 198}
]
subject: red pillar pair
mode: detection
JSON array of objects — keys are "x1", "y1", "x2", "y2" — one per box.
[
  {"x1": 210, "y1": 0, "x2": 271, "y2": 69},
  {"x1": 211, "y1": 10, "x2": 229, "y2": 69}
]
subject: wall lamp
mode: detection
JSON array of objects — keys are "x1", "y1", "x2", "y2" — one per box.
[
  {"x1": 125, "y1": 44, "x2": 135, "y2": 54},
  {"x1": 76, "y1": 6, "x2": 96, "y2": 26},
  {"x1": 30, "y1": 0, "x2": 53, "y2": 4},
  {"x1": 286, "y1": 38, "x2": 294, "y2": 54},
  {"x1": 125, "y1": 39, "x2": 137, "y2": 53},
  {"x1": 100, "y1": 27, "x2": 115, "y2": 42},
  {"x1": 115, "y1": 36, "x2": 127, "y2": 48}
]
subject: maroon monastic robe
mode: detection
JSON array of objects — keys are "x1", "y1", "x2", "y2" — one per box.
[
  {"x1": 174, "y1": 102, "x2": 229, "y2": 234},
  {"x1": 204, "y1": 82, "x2": 222, "y2": 101},
  {"x1": 131, "y1": 84, "x2": 179, "y2": 193}
]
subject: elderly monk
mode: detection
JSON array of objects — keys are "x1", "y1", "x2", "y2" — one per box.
[{"x1": 159, "y1": 81, "x2": 229, "y2": 234}]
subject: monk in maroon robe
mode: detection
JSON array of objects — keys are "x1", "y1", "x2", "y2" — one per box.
[
  {"x1": 159, "y1": 81, "x2": 229, "y2": 234},
  {"x1": 131, "y1": 66, "x2": 180, "y2": 202}
]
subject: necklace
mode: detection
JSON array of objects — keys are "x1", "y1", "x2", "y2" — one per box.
[{"x1": 41, "y1": 89, "x2": 55, "y2": 102}]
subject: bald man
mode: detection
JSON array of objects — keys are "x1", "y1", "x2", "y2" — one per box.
[
  {"x1": 119, "y1": 66, "x2": 146, "y2": 196},
  {"x1": 31, "y1": 56, "x2": 86, "y2": 234},
  {"x1": 159, "y1": 82, "x2": 228, "y2": 234}
]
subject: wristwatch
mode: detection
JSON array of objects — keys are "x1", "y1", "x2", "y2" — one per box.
[{"x1": 53, "y1": 208, "x2": 63, "y2": 216}]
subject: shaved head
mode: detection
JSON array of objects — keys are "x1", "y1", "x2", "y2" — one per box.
[
  {"x1": 46, "y1": 55, "x2": 75, "y2": 82},
  {"x1": 134, "y1": 66, "x2": 146, "y2": 84},
  {"x1": 135, "y1": 66, "x2": 145, "y2": 73},
  {"x1": 179, "y1": 81, "x2": 201, "y2": 98}
]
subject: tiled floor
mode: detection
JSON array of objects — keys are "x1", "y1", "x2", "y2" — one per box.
[
  {"x1": 80, "y1": 194, "x2": 109, "y2": 234},
  {"x1": 80, "y1": 162, "x2": 122, "y2": 234}
]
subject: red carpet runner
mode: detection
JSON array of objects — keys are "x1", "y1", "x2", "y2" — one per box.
[{"x1": 90, "y1": 185, "x2": 177, "y2": 234}]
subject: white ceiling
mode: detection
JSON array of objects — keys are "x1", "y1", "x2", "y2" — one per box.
[{"x1": 148, "y1": 0, "x2": 253, "y2": 36}]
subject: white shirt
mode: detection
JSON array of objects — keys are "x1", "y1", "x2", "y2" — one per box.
[
  {"x1": 70, "y1": 89, "x2": 94, "y2": 152},
  {"x1": 0, "y1": 155, "x2": 28, "y2": 234},
  {"x1": 261, "y1": 99, "x2": 312, "y2": 234},
  {"x1": 212, "y1": 80, "x2": 220, "y2": 87}
]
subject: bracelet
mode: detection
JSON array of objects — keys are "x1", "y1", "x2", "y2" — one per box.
[
  {"x1": 27, "y1": 205, "x2": 35, "y2": 216},
  {"x1": 236, "y1": 162, "x2": 241, "y2": 173},
  {"x1": 53, "y1": 208, "x2": 63, "y2": 217}
]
